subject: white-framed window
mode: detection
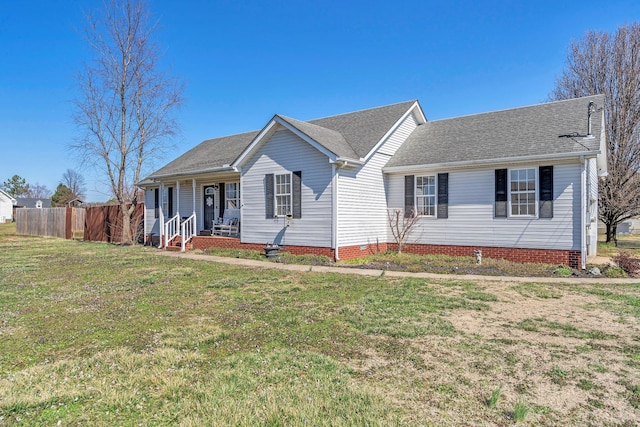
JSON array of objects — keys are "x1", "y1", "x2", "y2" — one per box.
[
  {"x1": 274, "y1": 173, "x2": 291, "y2": 216},
  {"x1": 225, "y1": 183, "x2": 240, "y2": 209},
  {"x1": 162, "y1": 188, "x2": 169, "y2": 216},
  {"x1": 162, "y1": 187, "x2": 174, "y2": 217},
  {"x1": 416, "y1": 175, "x2": 436, "y2": 217},
  {"x1": 509, "y1": 168, "x2": 536, "y2": 217}
]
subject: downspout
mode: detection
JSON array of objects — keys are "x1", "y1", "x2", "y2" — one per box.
[
  {"x1": 238, "y1": 168, "x2": 243, "y2": 241},
  {"x1": 332, "y1": 163, "x2": 339, "y2": 260},
  {"x1": 580, "y1": 156, "x2": 587, "y2": 269}
]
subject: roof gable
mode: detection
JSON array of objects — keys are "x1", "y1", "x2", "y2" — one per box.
[
  {"x1": 309, "y1": 100, "x2": 419, "y2": 158},
  {"x1": 0, "y1": 189, "x2": 17, "y2": 204},
  {"x1": 232, "y1": 100, "x2": 419, "y2": 169},
  {"x1": 385, "y1": 95, "x2": 605, "y2": 169}
]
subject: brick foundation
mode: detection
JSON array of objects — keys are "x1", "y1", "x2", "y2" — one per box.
[
  {"x1": 190, "y1": 236, "x2": 581, "y2": 268},
  {"x1": 191, "y1": 236, "x2": 335, "y2": 259},
  {"x1": 385, "y1": 243, "x2": 581, "y2": 269}
]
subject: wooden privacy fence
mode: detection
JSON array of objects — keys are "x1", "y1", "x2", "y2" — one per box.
[
  {"x1": 84, "y1": 204, "x2": 144, "y2": 243},
  {"x1": 16, "y1": 208, "x2": 85, "y2": 239}
]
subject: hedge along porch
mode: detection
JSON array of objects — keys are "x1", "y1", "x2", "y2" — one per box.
[{"x1": 139, "y1": 95, "x2": 606, "y2": 269}]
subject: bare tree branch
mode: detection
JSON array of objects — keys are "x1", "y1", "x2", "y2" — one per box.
[
  {"x1": 550, "y1": 23, "x2": 640, "y2": 243},
  {"x1": 72, "y1": 0, "x2": 183, "y2": 243},
  {"x1": 387, "y1": 208, "x2": 420, "y2": 253}
]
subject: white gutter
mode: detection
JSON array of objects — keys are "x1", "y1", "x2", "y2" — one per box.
[
  {"x1": 145, "y1": 165, "x2": 237, "y2": 181},
  {"x1": 580, "y1": 156, "x2": 587, "y2": 269},
  {"x1": 332, "y1": 157, "x2": 363, "y2": 166},
  {"x1": 383, "y1": 151, "x2": 600, "y2": 174}
]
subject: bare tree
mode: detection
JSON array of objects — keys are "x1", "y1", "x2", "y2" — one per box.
[
  {"x1": 61, "y1": 169, "x2": 86, "y2": 201},
  {"x1": 387, "y1": 208, "x2": 420, "y2": 253},
  {"x1": 27, "y1": 183, "x2": 52, "y2": 199},
  {"x1": 73, "y1": 0, "x2": 182, "y2": 243},
  {"x1": 550, "y1": 23, "x2": 640, "y2": 243}
]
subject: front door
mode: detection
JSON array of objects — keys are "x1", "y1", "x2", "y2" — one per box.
[{"x1": 203, "y1": 186, "x2": 215, "y2": 230}]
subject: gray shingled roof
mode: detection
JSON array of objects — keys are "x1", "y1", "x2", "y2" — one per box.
[
  {"x1": 142, "y1": 100, "x2": 417, "y2": 182},
  {"x1": 308, "y1": 100, "x2": 417, "y2": 158},
  {"x1": 385, "y1": 95, "x2": 605, "y2": 169},
  {"x1": 15, "y1": 198, "x2": 52, "y2": 208},
  {"x1": 276, "y1": 115, "x2": 359, "y2": 160},
  {"x1": 142, "y1": 130, "x2": 260, "y2": 181}
]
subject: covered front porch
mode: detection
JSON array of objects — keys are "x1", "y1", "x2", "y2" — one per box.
[{"x1": 143, "y1": 172, "x2": 241, "y2": 252}]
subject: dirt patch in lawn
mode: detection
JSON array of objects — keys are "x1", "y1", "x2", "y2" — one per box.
[{"x1": 345, "y1": 280, "x2": 640, "y2": 426}]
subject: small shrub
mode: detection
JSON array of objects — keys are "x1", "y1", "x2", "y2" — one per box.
[
  {"x1": 554, "y1": 265, "x2": 573, "y2": 276},
  {"x1": 487, "y1": 385, "x2": 502, "y2": 408},
  {"x1": 612, "y1": 251, "x2": 640, "y2": 277},
  {"x1": 603, "y1": 265, "x2": 628, "y2": 278}
]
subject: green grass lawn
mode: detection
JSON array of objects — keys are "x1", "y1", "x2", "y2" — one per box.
[
  {"x1": 597, "y1": 233, "x2": 640, "y2": 257},
  {"x1": 1, "y1": 223, "x2": 639, "y2": 425}
]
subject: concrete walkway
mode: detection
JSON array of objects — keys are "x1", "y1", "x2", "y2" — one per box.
[{"x1": 151, "y1": 249, "x2": 640, "y2": 285}]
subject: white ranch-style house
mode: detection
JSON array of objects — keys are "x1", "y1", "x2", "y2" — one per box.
[{"x1": 139, "y1": 95, "x2": 607, "y2": 268}]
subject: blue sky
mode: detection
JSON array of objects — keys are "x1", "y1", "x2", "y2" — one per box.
[{"x1": 1, "y1": 0, "x2": 638, "y2": 202}]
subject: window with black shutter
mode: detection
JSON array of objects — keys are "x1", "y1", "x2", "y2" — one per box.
[
  {"x1": 154, "y1": 188, "x2": 159, "y2": 218},
  {"x1": 495, "y1": 169, "x2": 507, "y2": 218},
  {"x1": 265, "y1": 174, "x2": 274, "y2": 218},
  {"x1": 437, "y1": 173, "x2": 448, "y2": 219},
  {"x1": 404, "y1": 175, "x2": 415, "y2": 217},
  {"x1": 539, "y1": 166, "x2": 553, "y2": 218}
]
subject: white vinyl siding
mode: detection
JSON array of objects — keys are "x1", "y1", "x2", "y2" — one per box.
[
  {"x1": 176, "y1": 184, "x2": 195, "y2": 218},
  {"x1": 0, "y1": 192, "x2": 14, "y2": 222},
  {"x1": 338, "y1": 111, "x2": 419, "y2": 247},
  {"x1": 386, "y1": 162, "x2": 581, "y2": 250},
  {"x1": 241, "y1": 128, "x2": 332, "y2": 247},
  {"x1": 144, "y1": 188, "x2": 160, "y2": 235}
]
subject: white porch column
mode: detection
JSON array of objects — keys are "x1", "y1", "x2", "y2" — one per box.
[
  {"x1": 192, "y1": 179, "x2": 196, "y2": 216},
  {"x1": 159, "y1": 182, "x2": 165, "y2": 248},
  {"x1": 176, "y1": 180, "x2": 180, "y2": 218}
]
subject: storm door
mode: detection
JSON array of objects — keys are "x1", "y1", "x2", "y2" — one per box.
[{"x1": 203, "y1": 186, "x2": 216, "y2": 230}]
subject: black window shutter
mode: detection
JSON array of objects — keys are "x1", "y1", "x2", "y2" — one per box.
[
  {"x1": 154, "y1": 188, "x2": 159, "y2": 218},
  {"x1": 168, "y1": 187, "x2": 174, "y2": 217},
  {"x1": 265, "y1": 174, "x2": 274, "y2": 219},
  {"x1": 495, "y1": 169, "x2": 507, "y2": 218},
  {"x1": 219, "y1": 182, "x2": 226, "y2": 218},
  {"x1": 539, "y1": 166, "x2": 553, "y2": 218},
  {"x1": 292, "y1": 171, "x2": 302, "y2": 219},
  {"x1": 437, "y1": 173, "x2": 449, "y2": 219},
  {"x1": 404, "y1": 175, "x2": 415, "y2": 217}
]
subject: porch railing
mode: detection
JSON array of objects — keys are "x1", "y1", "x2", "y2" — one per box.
[
  {"x1": 180, "y1": 213, "x2": 196, "y2": 252},
  {"x1": 164, "y1": 213, "x2": 180, "y2": 248}
]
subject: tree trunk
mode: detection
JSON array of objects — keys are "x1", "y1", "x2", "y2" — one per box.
[
  {"x1": 121, "y1": 202, "x2": 132, "y2": 244},
  {"x1": 606, "y1": 222, "x2": 613, "y2": 243}
]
